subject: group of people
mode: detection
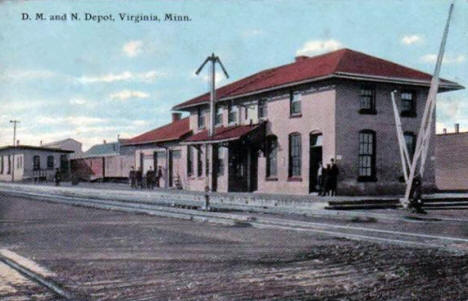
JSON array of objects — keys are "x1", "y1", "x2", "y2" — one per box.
[
  {"x1": 129, "y1": 166, "x2": 163, "y2": 190},
  {"x1": 316, "y1": 158, "x2": 339, "y2": 196}
]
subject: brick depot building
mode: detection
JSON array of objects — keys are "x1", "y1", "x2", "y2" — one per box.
[
  {"x1": 170, "y1": 49, "x2": 463, "y2": 195},
  {"x1": 124, "y1": 113, "x2": 192, "y2": 189},
  {"x1": 436, "y1": 129, "x2": 468, "y2": 191}
]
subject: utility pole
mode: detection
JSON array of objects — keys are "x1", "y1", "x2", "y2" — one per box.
[
  {"x1": 195, "y1": 53, "x2": 229, "y2": 209},
  {"x1": 10, "y1": 120, "x2": 20, "y2": 182}
]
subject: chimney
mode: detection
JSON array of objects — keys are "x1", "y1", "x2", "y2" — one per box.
[
  {"x1": 172, "y1": 112, "x2": 181, "y2": 122},
  {"x1": 40, "y1": 140, "x2": 43, "y2": 146},
  {"x1": 16, "y1": 140, "x2": 19, "y2": 146},
  {"x1": 455, "y1": 123, "x2": 460, "y2": 133},
  {"x1": 103, "y1": 139, "x2": 107, "y2": 144},
  {"x1": 295, "y1": 55, "x2": 309, "y2": 62},
  {"x1": 443, "y1": 128, "x2": 447, "y2": 134}
]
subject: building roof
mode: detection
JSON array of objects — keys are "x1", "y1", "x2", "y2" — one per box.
[
  {"x1": 0, "y1": 145, "x2": 74, "y2": 153},
  {"x1": 183, "y1": 123, "x2": 263, "y2": 144},
  {"x1": 81, "y1": 142, "x2": 120, "y2": 158},
  {"x1": 173, "y1": 48, "x2": 464, "y2": 110},
  {"x1": 42, "y1": 138, "x2": 82, "y2": 147},
  {"x1": 125, "y1": 117, "x2": 191, "y2": 146}
]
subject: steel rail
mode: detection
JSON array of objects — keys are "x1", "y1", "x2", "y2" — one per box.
[{"x1": 2, "y1": 190, "x2": 467, "y2": 254}]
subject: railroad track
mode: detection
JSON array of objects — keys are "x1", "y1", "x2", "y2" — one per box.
[{"x1": 1, "y1": 189, "x2": 467, "y2": 255}]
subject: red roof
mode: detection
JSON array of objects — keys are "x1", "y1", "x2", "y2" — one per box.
[
  {"x1": 125, "y1": 117, "x2": 191, "y2": 145},
  {"x1": 184, "y1": 123, "x2": 262, "y2": 144},
  {"x1": 174, "y1": 48, "x2": 462, "y2": 110}
]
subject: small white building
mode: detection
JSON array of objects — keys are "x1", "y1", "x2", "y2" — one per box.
[{"x1": 0, "y1": 145, "x2": 73, "y2": 182}]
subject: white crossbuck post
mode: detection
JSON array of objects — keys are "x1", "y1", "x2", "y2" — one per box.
[
  {"x1": 391, "y1": 91, "x2": 411, "y2": 182},
  {"x1": 401, "y1": 3, "x2": 454, "y2": 207}
]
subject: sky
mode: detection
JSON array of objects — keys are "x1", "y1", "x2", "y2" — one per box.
[{"x1": 0, "y1": 0, "x2": 467, "y2": 151}]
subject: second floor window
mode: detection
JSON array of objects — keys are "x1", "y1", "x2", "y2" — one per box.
[
  {"x1": 360, "y1": 87, "x2": 376, "y2": 114},
  {"x1": 228, "y1": 104, "x2": 238, "y2": 124},
  {"x1": 288, "y1": 133, "x2": 302, "y2": 177},
  {"x1": 215, "y1": 105, "x2": 223, "y2": 126},
  {"x1": 197, "y1": 107, "x2": 205, "y2": 129},
  {"x1": 33, "y1": 155, "x2": 40, "y2": 171},
  {"x1": 401, "y1": 91, "x2": 416, "y2": 117},
  {"x1": 258, "y1": 99, "x2": 268, "y2": 119},
  {"x1": 290, "y1": 91, "x2": 302, "y2": 116}
]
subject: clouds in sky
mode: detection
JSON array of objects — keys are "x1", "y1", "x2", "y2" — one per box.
[
  {"x1": 401, "y1": 34, "x2": 423, "y2": 45},
  {"x1": 296, "y1": 39, "x2": 343, "y2": 56},
  {"x1": 122, "y1": 40, "x2": 143, "y2": 57},
  {"x1": 109, "y1": 90, "x2": 150, "y2": 101},
  {"x1": 77, "y1": 70, "x2": 163, "y2": 84},
  {"x1": 420, "y1": 54, "x2": 466, "y2": 64},
  {"x1": 436, "y1": 97, "x2": 468, "y2": 133}
]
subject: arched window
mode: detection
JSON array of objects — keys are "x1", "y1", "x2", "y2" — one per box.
[
  {"x1": 266, "y1": 135, "x2": 278, "y2": 178},
  {"x1": 404, "y1": 132, "x2": 416, "y2": 159},
  {"x1": 33, "y1": 155, "x2": 41, "y2": 171},
  {"x1": 288, "y1": 133, "x2": 302, "y2": 177},
  {"x1": 358, "y1": 130, "x2": 376, "y2": 181}
]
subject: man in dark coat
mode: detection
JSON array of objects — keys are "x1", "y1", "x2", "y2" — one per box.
[
  {"x1": 409, "y1": 175, "x2": 426, "y2": 214},
  {"x1": 155, "y1": 166, "x2": 163, "y2": 188},
  {"x1": 322, "y1": 164, "x2": 331, "y2": 196},
  {"x1": 329, "y1": 158, "x2": 339, "y2": 196},
  {"x1": 54, "y1": 168, "x2": 62, "y2": 186},
  {"x1": 146, "y1": 166, "x2": 155, "y2": 190},
  {"x1": 129, "y1": 166, "x2": 136, "y2": 189}
]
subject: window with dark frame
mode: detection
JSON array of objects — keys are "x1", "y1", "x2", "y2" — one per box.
[
  {"x1": 228, "y1": 104, "x2": 238, "y2": 124},
  {"x1": 187, "y1": 146, "x2": 193, "y2": 176},
  {"x1": 217, "y1": 148, "x2": 224, "y2": 176},
  {"x1": 266, "y1": 135, "x2": 278, "y2": 178},
  {"x1": 258, "y1": 99, "x2": 267, "y2": 119},
  {"x1": 33, "y1": 155, "x2": 40, "y2": 171},
  {"x1": 197, "y1": 147, "x2": 202, "y2": 177},
  {"x1": 400, "y1": 91, "x2": 416, "y2": 117},
  {"x1": 0, "y1": 156, "x2": 3, "y2": 174},
  {"x1": 358, "y1": 130, "x2": 376, "y2": 180},
  {"x1": 197, "y1": 107, "x2": 205, "y2": 129},
  {"x1": 7, "y1": 156, "x2": 11, "y2": 174},
  {"x1": 47, "y1": 155, "x2": 54, "y2": 170},
  {"x1": 290, "y1": 91, "x2": 302, "y2": 116},
  {"x1": 404, "y1": 132, "x2": 416, "y2": 159},
  {"x1": 288, "y1": 133, "x2": 302, "y2": 177},
  {"x1": 215, "y1": 105, "x2": 223, "y2": 126},
  {"x1": 359, "y1": 87, "x2": 376, "y2": 114}
]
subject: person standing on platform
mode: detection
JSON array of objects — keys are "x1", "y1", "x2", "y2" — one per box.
[
  {"x1": 146, "y1": 166, "x2": 155, "y2": 190},
  {"x1": 317, "y1": 161, "x2": 323, "y2": 195},
  {"x1": 329, "y1": 158, "x2": 339, "y2": 196},
  {"x1": 129, "y1": 166, "x2": 136, "y2": 189},
  {"x1": 322, "y1": 164, "x2": 331, "y2": 196},
  {"x1": 54, "y1": 168, "x2": 62, "y2": 186}
]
